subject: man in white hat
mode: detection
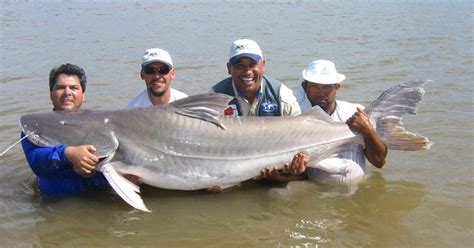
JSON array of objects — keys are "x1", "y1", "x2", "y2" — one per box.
[
  {"x1": 128, "y1": 48, "x2": 187, "y2": 108},
  {"x1": 211, "y1": 39, "x2": 301, "y2": 116},
  {"x1": 261, "y1": 60, "x2": 387, "y2": 183}
]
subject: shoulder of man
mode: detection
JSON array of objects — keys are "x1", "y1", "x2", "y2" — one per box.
[
  {"x1": 336, "y1": 100, "x2": 364, "y2": 111},
  {"x1": 269, "y1": 78, "x2": 301, "y2": 116},
  {"x1": 127, "y1": 90, "x2": 150, "y2": 108},
  {"x1": 170, "y1": 88, "x2": 188, "y2": 101},
  {"x1": 211, "y1": 77, "x2": 232, "y2": 92}
]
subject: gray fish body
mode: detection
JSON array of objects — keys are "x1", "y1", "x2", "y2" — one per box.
[
  {"x1": 19, "y1": 81, "x2": 432, "y2": 211},
  {"x1": 21, "y1": 103, "x2": 357, "y2": 190}
]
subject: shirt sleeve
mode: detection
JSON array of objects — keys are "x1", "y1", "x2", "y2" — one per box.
[
  {"x1": 20, "y1": 132, "x2": 70, "y2": 177},
  {"x1": 279, "y1": 84, "x2": 302, "y2": 116}
]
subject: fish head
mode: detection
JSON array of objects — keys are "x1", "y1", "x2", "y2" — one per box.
[{"x1": 20, "y1": 110, "x2": 95, "y2": 147}]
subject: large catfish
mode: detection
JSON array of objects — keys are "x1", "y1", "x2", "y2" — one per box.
[{"x1": 19, "y1": 80, "x2": 432, "y2": 212}]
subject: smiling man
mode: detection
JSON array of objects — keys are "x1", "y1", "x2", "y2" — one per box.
[
  {"x1": 208, "y1": 39, "x2": 302, "y2": 192},
  {"x1": 211, "y1": 39, "x2": 301, "y2": 116},
  {"x1": 128, "y1": 48, "x2": 187, "y2": 108},
  {"x1": 21, "y1": 64, "x2": 110, "y2": 196}
]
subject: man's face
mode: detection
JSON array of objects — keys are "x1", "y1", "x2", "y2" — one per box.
[
  {"x1": 304, "y1": 81, "x2": 340, "y2": 112},
  {"x1": 227, "y1": 57, "x2": 265, "y2": 96},
  {"x1": 141, "y1": 62, "x2": 175, "y2": 97},
  {"x1": 50, "y1": 74, "x2": 84, "y2": 111}
]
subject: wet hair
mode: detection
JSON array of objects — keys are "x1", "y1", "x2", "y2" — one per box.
[{"x1": 49, "y1": 63, "x2": 87, "y2": 92}]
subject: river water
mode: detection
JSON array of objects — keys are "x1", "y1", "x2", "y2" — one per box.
[{"x1": 0, "y1": 1, "x2": 472, "y2": 247}]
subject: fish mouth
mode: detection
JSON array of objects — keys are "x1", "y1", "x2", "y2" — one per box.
[
  {"x1": 20, "y1": 122, "x2": 49, "y2": 147},
  {"x1": 22, "y1": 130, "x2": 44, "y2": 146}
]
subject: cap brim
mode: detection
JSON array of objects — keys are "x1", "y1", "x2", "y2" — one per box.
[
  {"x1": 142, "y1": 60, "x2": 173, "y2": 68},
  {"x1": 229, "y1": 53, "x2": 262, "y2": 65}
]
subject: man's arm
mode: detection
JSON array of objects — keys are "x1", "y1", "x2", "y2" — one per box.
[
  {"x1": 346, "y1": 107, "x2": 387, "y2": 168},
  {"x1": 280, "y1": 85, "x2": 302, "y2": 116},
  {"x1": 21, "y1": 132, "x2": 99, "y2": 177}
]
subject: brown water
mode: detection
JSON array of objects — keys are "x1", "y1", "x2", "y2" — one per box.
[{"x1": 1, "y1": 1, "x2": 473, "y2": 247}]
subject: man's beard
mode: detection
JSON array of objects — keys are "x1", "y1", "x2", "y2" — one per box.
[
  {"x1": 150, "y1": 89, "x2": 166, "y2": 97},
  {"x1": 148, "y1": 84, "x2": 166, "y2": 97}
]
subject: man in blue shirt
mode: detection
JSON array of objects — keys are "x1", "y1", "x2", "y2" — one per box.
[{"x1": 21, "y1": 63, "x2": 110, "y2": 195}]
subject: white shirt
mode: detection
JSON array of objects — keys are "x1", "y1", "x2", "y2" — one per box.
[
  {"x1": 127, "y1": 88, "x2": 188, "y2": 108},
  {"x1": 296, "y1": 84, "x2": 366, "y2": 183}
]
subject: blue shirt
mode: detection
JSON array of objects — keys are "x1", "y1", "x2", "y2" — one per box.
[{"x1": 21, "y1": 132, "x2": 109, "y2": 196}]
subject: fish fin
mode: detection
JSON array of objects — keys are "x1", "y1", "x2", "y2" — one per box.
[
  {"x1": 172, "y1": 107, "x2": 227, "y2": 130},
  {"x1": 302, "y1": 106, "x2": 338, "y2": 124},
  {"x1": 169, "y1": 93, "x2": 235, "y2": 111},
  {"x1": 100, "y1": 163, "x2": 151, "y2": 212},
  {"x1": 366, "y1": 80, "x2": 433, "y2": 151},
  {"x1": 169, "y1": 93, "x2": 239, "y2": 130},
  {"x1": 83, "y1": 130, "x2": 119, "y2": 158}
]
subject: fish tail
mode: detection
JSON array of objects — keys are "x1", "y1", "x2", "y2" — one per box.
[
  {"x1": 101, "y1": 163, "x2": 151, "y2": 212},
  {"x1": 365, "y1": 80, "x2": 433, "y2": 151}
]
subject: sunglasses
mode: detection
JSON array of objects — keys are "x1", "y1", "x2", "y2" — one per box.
[{"x1": 143, "y1": 66, "x2": 171, "y2": 75}]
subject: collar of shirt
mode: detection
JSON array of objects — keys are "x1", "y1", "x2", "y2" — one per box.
[
  {"x1": 231, "y1": 80, "x2": 265, "y2": 115},
  {"x1": 231, "y1": 80, "x2": 263, "y2": 104}
]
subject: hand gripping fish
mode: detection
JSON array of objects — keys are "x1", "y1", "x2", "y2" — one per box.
[{"x1": 17, "y1": 80, "x2": 432, "y2": 212}]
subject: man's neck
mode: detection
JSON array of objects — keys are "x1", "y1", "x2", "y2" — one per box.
[
  {"x1": 325, "y1": 101, "x2": 337, "y2": 116},
  {"x1": 235, "y1": 84, "x2": 262, "y2": 104},
  {"x1": 149, "y1": 91, "x2": 171, "y2": 106},
  {"x1": 243, "y1": 91, "x2": 258, "y2": 104}
]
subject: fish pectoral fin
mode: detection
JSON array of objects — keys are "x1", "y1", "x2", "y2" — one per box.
[
  {"x1": 303, "y1": 106, "x2": 338, "y2": 124},
  {"x1": 83, "y1": 129, "x2": 119, "y2": 158},
  {"x1": 100, "y1": 163, "x2": 151, "y2": 212}
]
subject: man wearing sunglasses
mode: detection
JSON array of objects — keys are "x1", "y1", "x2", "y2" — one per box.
[{"x1": 128, "y1": 48, "x2": 187, "y2": 108}]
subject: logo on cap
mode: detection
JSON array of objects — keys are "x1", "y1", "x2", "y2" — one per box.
[{"x1": 235, "y1": 44, "x2": 248, "y2": 52}]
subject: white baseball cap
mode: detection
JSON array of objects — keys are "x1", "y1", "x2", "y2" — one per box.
[
  {"x1": 141, "y1": 48, "x2": 173, "y2": 68},
  {"x1": 302, "y1": 60, "x2": 345, "y2": 84},
  {"x1": 228, "y1": 39, "x2": 263, "y2": 65}
]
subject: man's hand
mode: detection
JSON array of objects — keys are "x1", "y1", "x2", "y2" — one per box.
[
  {"x1": 346, "y1": 107, "x2": 374, "y2": 136},
  {"x1": 260, "y1": 167, "x2": 288, "y2": 182},
  {"x1": 347, "y1": 107, "x2": 387, "y2": 168},
  {"x1": 286, "y1": 152, "x2": 308, "y2": 176},
  {"x1": 260, "y1": 153, "x2": 309, "y2": 182},
  {"x1": 207, "y1": 185, "x2": 223, "y2": 193},
  {"x1": 65, "y1": 145, "x2": 99, "y2": 177}
]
